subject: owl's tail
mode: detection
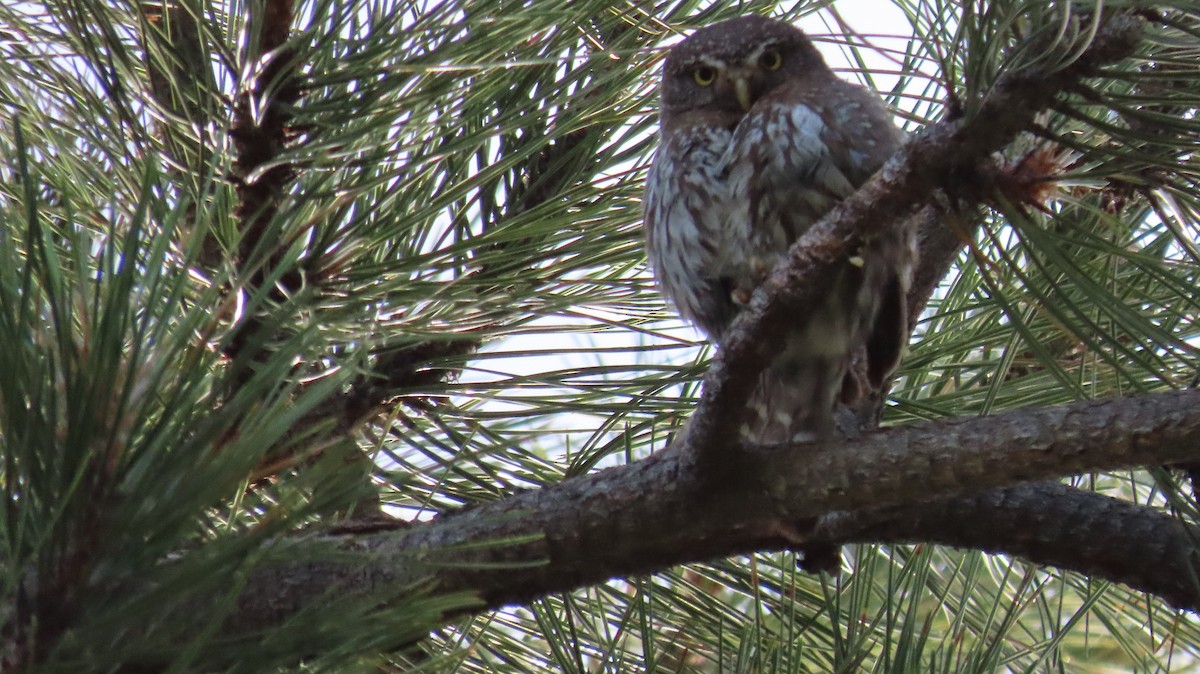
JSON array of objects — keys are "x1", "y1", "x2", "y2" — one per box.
[
  {"x1": 739, "y1": 233, "x2": 914, "y2": 446},
  {"x1": 743, "y1": 356, "x2": 846, "y2": 573},
  {"x1": 742, "y1": 356, "x2": 846, "y2": 445}
]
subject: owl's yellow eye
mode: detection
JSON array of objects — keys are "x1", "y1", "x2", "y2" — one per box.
[
  {"x1": 759, "y1": 48, "x2": 783, "y2": 71},
  {"x1": 692, "y1": 65, "x2": 717, "y2": 86}
]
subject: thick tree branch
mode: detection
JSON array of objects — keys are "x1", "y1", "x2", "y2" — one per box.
[
  {"x1": 228, "y1": 387, "x2": 1200, "y2": 635},
  {"x1": 818, "y1": 481, "x2": 1200, "y2": 611}
]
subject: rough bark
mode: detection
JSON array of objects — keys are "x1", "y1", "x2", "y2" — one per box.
[{"x1": 819, "y1": 481, "x2": 1200, "y2": 612}]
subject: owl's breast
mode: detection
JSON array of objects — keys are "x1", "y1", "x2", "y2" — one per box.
[{"x1": 643, "y1": 124, "x2": 742, "y2": 340}]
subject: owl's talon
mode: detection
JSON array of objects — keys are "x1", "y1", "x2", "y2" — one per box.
[{"x1": 791, "y1": 430, "x2": 819, "y2": 444}]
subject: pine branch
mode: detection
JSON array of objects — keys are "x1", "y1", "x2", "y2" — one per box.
[
  {"x1": 303, "y1": 10, "x2": 650, "y2": 434},
  {"x1": 817, "y1": 481, "x2": 1200, "y2": 611},
  {"x1": 223, "y1": 0, "x2": 302, "y2": 369},
  {"x1": 9, "y1": 2, "x2": 1199, "y2": 668},
  {"x1": 225, "y1": 387, "x2": 1200, "y2": 642},
  {"x1": 212, "y1": 10, "x2": 1192, "y2": 644}
]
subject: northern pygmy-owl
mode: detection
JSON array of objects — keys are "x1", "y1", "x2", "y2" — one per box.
[{"x1": 644, "y1": 16, "x2": 916, "y2": 443}]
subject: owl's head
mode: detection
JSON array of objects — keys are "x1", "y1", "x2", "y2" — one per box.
[{"x1": 658, "y1": 16, "x2": 826, "y2": 125}]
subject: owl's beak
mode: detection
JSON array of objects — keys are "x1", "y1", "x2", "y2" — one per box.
[
  {"x1": 731, "y1": 76, "x2": 753, "y2": 112},
  {"x1": 717, "y1": 68, "x2": 755, "y2": 112}
]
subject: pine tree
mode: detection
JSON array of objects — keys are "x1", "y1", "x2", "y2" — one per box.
[{"x1": 2, "y1": 1, "x2": 1200, "y2": 671}]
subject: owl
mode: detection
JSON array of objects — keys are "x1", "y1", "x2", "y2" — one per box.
[{"x1": 644, "y1": 16, "x2": 916, "y2": 444}]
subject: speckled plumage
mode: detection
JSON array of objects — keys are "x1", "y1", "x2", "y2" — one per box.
[{"x1": 644, "y1": 16, "x2": 916, "y2": 443}]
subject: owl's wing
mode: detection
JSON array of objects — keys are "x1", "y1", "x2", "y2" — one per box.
[
  {"x1": 804, "y1": 86, "x2": 914, "y2": 391},
  {"x1": 643, "y1": 127, "x2": 741, "y2": 341},
  {"x1": 794, "y1": 85, "x2": 913, "y2": 392},
  {"x1": 725, "y1": 81, "x2": 912, "y2": 441},
  {"x1": 726, "y1": 82, "x2": 902, "y2": 251}
]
